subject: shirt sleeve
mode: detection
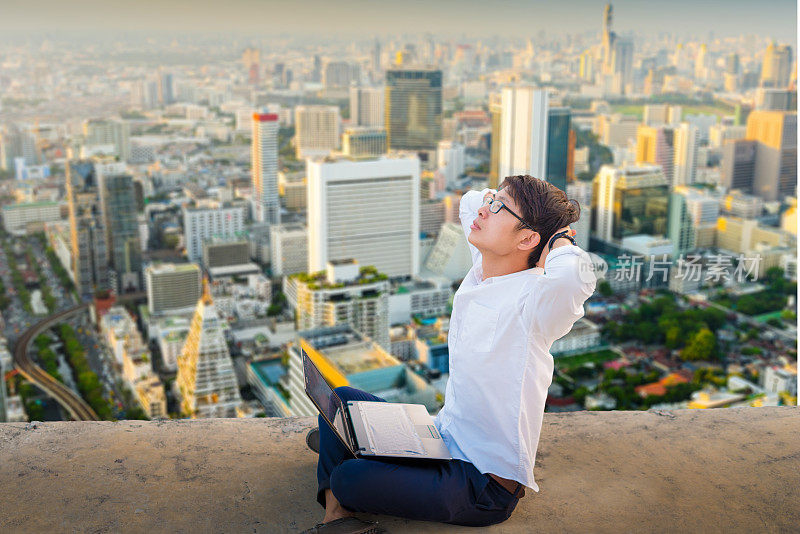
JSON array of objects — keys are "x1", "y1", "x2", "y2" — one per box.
[
  {"x1": 459, "y1": 188, "x2": 495, "y2": 265},
  {"x1": 525, "y1": 245, "x2": 597, "y2": 347}
]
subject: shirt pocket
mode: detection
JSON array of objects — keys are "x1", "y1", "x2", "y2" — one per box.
[{"x1": 460, "y1": 300, "x2": 500, "y2": 353}]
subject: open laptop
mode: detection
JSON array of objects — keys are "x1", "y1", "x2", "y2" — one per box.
[{"x1": 302, "y1": 349, "x2": 452, "y2": 461}]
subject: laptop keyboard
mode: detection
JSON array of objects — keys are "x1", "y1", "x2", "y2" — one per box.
[{"x1": 360, "y1": 403, "x2": 425, "y2": 455}]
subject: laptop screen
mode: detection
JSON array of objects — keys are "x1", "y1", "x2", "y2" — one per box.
[{"x1": 302, "y1": 350, "x2": 354, "y2": 454}]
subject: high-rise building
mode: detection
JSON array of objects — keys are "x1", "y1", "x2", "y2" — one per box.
[
  {"x1": 611, "y1": 38, "x2": 634, "y2": 93},
  {"x1": 755, "y1": 88, "x2": 797, "y2": 111},
  {"x1": 242, "y1": 47, "x2": 260, "y2": 85},
  {"x1": 721, "y1": 139, "x2": 758, "y2": 192},
  {"x1": 350, "y1": 86, "x2": 384, "y2": 127},
  {"x1": 725, "y1": 53, "x2": 740, "y2": 75},
  {"x1": 176, "y1": 282, "x2": 244, "y2": 418},
  {"x1": 251, "y1": 112, "x2": 280, "y2": 224},
  {"x1": 182, "y1": 201, "x2": 248, "y2": 264},
  {"x1": 385, "y1": 67, "x2": 443, "y2": 150},
  {"x1": 437, "y1": 140, "x2": 466, "y2": 188},
  {"x1": 0, "y1": 125, "x2": 40, "y2": 170},
  {"x1": 546, "y1": 107, "x2": 571, "y2": 191},
  {"x1": 695, "y1": 44, "x2": 709, "y2": 80},
  {"x1": 566, "y1": 181, "x2": 592, "y2": 250},
  {"x1": 66, "y1": 160, "x2": 110, "y2": 297},
  {"x1": 596, "y1": 113, "x2": 639, "y2": 147},
  {"x1": 636, "y1": 125, "x2": 675, "y2": 186},
  {"x1": 672, "y1": 123, "x2": 699, "y2": 186},
  {"x1": 323, "y1": 61, "x2": 360, "y2": 88},
  {"x1": 83, "y1": 119, "x2": 131, "y2": 162},
  {"x1": 153, "y1": 69, "x2": 174, "y2": 106},
  {"x1": 307, "y1": 155, "x2": 420, "y2": 278},
  {"x1": 284, "y1": 260, "x2": 391, "y2": 349},
  {"x1": 294, "y1": 105, "x2": 341, "y2": 158},
  {"x1": 592, "y1": 164, "x2": 669, "y2": 242},
  {"x1": 746, "y1": 111, "x2": 797, "y2": 201},
  {"x1": 761, "y1": 43, "x2": 793, "y2": 88},
  {"x1": 145, "y1": 263, "x2": 202, "y2": 316},
  {"x1": 709, "y1": 125, "x2": 747, "y2": 148},
  {"x1": 579, "y1": 49, "x2": 595, "y2": 82},
  {"x1": 342, "y1": 127, "x2": 387, "y2": 157},
  {"x1": 668, "y1": 186, "x2": 720, "y2": 257},
  {"x1": 601, "y1": 3, "x2": 615, "y2": 75},
  {"x1": 489, "y1": 93, "x2": 503, "y2": 188},
  {"x1": 98, "y1": 173, "x2": 142, "y2": 292},
  {"x1": 499, "y1": 86, "x2": 549, "y2": 180},
  {"x1": 269, "y1": 224, "x2": 308, "y2": 277}
]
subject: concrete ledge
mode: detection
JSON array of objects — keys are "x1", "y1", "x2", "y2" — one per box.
[{"x1": 1, "y1": 407, "x2": 799, "y2": 533}]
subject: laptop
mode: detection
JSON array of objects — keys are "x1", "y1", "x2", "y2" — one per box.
[{"x1": 302, "y1": 349, "x2": 452, "y2": 461}]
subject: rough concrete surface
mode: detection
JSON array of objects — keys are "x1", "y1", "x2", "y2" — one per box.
[{"x1": 1, "y1": 407, "x2": 798, "y2": 533}]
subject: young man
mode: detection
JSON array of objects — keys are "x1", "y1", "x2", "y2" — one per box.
[{"x1": 303, "y1": 175, "x2": 597, "y2": 533}]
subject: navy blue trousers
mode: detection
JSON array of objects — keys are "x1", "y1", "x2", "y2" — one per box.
[{"x1": 316, "y1": 386, "x2": 523, "y2": 527}]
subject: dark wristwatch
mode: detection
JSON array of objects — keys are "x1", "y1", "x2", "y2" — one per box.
[{"x1": 547, "y1": 230, "x2": 576, "y2": 250}]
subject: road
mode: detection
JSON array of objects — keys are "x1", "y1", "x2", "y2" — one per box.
[
  {"x1": 13, "y1": 303, "x2": 95, "y2": 420},
  {"x1": 12, "y1": 292, "x2": 147, "y2": 421}
]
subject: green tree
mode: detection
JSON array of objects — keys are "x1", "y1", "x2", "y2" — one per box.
[
  {"x1": 598, "y1": 280, "x2": 613, "y2": 297},
  {"x1": 680, "y1": 328, "x2": 717, "y2": 361}
]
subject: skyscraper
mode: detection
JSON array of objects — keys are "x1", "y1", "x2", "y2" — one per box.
[
  {"x1": 324, "y1": 61, "x2": 360, "y2": 88},
  {"x1": 672, "y1": 123, "x2": 699, "y2": 186},
  {"x1": 437, "y1": 140, "x2": 466, "y2": 188},
  {"x1": 592, "y1": 164, "x2": 669, "y2": 242},
  {"x1": 546, "y1": 107, "x2": 572, "y2": 191},
  {"x1": 636, "y1": 125, "x2": 675, "y2": 186},
  {"x1": 158, "y1": 69, "x2": 174, "y2": 106},
  {"x1": 307, "y1": 154, "x2": 420, "y2": 278},
  {"x1": 668, "y1": 186, "x2": 720, "y2": 258},
  {"x1": 182, "y1": 201, "x2": 248, "y2": 263},
  {"x1": 83, "y1": 119, "x2": 131, "y2": 162},
  {"x1": 350, "y1": 86, "x2": 384, "y2": 128},
  {"x1": 746, "y1": 111, "x2": 797, "y2": 201},
  {"x1": 499, "y1": 86, "x2": 549, "y2": 181},
  {"x1": 720, "y1": 139, "x2": 758, "y2": 192},
  {"x1": 176, "y1": 282, "x2": 244, "y2": 418},
  {"x1": 242, "y1": 47, "x2": 260, "y2": 85},
  {"x1": 294, "y1": 105, "x2": 341, "y2": 158},
  {"x1": 385, "y1": 67, "x2": 443, "y2": 151},
  {"x1": 251, "y1": 112, "x2": 280, "y2": 224},
  {"x1": 98, "y1": 172, "x2": 142, "y2": 292},
  {"x1": 602, "y1": 3, "x2": 615, "y2": 75},
  {"x1": 489, "y1": 92, "x2": 503, "y2": 188},
  {"x1": 66, "y1": 160, "x2": 110, "y2": 297},
  {"x1": 761, "y1": 43, "x2": 793, "y2": 88},
  {"x1": 611, "y1": 37, "x2": 634, "y2": 93}
]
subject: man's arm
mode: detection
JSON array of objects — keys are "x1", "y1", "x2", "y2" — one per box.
[
  {"x1": 525, "y1": 240, "x2": 597, "y2": 347},
  {"x1": 459, "y1": 188, "x2": 495, "y2": 265}
]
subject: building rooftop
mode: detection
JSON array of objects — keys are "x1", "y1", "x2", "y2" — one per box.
[{"x1": 0, "y1": 407, "x2": 797, "y2": 532}]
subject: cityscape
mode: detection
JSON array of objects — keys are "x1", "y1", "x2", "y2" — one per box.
[{"x1": 0, "y1": 0, "x2": 797, "y2": 434}]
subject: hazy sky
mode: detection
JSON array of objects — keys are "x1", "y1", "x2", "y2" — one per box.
[{"x1": 1, "y1": 0, "x2": 796, "y2": 41}]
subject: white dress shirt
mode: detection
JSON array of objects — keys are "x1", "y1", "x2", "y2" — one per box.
[{"x1": 433, "y1": 188, "x2": 597, "y2": 492}]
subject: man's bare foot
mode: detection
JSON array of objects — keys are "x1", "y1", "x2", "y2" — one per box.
[{"x1": 323, "y1": 489, "x2": 356, "y2": 523}]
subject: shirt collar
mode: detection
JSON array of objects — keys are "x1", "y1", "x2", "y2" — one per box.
[{"x1": 473, "y1": 263, "x2": 544, "y2": 285}]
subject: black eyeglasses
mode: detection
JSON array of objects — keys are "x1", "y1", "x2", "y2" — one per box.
[{"x1": 480, "y1": 195, "x2": 534, "y2": 231}]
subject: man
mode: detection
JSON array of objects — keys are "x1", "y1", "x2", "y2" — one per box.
[{"x1": 303, "y1": 175, "x2": 597, "y2": 533}]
